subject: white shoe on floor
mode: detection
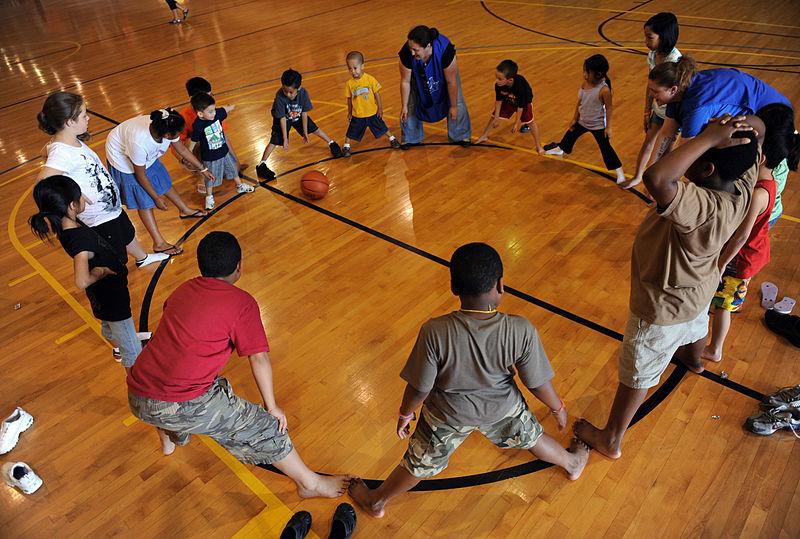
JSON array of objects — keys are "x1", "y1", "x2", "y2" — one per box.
[
  {"x1": 135, "y1": 253, "x2": 169, "y2": 268},
  {"x1": 236, "y1": 183, "x2": 255, "y2": 193},
  {"x1": 0, "y1": 407, "x2": 33, "y2": 454},
  {"x1": 544, "y1": 146, "x2": 564, "y2": 156},
  {"x1": 205, "y1": 195, "x2": 215, "y2": 210},
  {"x1": 2, "y1": 462, "x2": 43, "y2": 494}
]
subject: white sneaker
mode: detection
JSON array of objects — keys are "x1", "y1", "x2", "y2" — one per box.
[
  {"x1": 236, "y1": 183, "x2": 255, "y2": 193},
  {"x1": 0, "y1": 408, "x2": 33, "y2": 454},
  {"x1": 2, "y1": 462, "x2": 43, "y2": 494},
  {"x1": 544, "y1": 146, "x2": 564, "y2": 156},
  {"x1": 205, "y1": 195, "x2": 215, "y2": 210},
  {"x1": 135, "y1": 252, "x2": 169, "y2": 268}
]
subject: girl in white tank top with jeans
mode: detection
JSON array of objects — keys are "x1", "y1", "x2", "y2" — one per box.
[{"x1": 544, "y1": 54, "x2": 625, "y2": 184}]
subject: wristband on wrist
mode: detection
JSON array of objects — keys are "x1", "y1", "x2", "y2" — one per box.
[
  {"x1": 550, "y1": 400, "x2": 565, "y2": 415},
  {"x1": 398, "y1": 410, "x2": 416, "y2": 421}
]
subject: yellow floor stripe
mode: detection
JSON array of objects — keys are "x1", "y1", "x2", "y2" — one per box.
[
  {"x1": 122, "y1": 415, "x2": 138, "y2": 427},
  {"x1": 780, "y1": 213, "x2": 800, "y2": 223},
  {"x1": 8, "y1": 270, "x2": 38, "y2": 287},
  {"x1": 55, "y1": 323, "x2": 90, "y2": 345}
]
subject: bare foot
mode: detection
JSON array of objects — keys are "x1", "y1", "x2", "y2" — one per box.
[
  {"x1": 297, "y1": 474, "x2": 352, "y2": 499},
  {"x1": 348, "y1": 478, "x2": 385, "y2": 518},
  {"x1": 677, "y1": 354, "x2": 705, "y2": 374},
  {"x1": 701, "y1": 346, "x2": 722, "y2": 362},
  {"x1": 158, "y1": 429, "x2": 176, "y2": 456},
  {"x1": 618, "y1": 177, "x2": 642, "y2": 190},
  {"x1": 565, "y1": 438, "x2": 591, "y2": 480},
  {"x1": 573, "y1": 418, "x2": 622, "y2": 459}
]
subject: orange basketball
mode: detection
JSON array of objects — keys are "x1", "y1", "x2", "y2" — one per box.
[{"x1": 300, "y1": 170, "x2": 329, "y2": 200}]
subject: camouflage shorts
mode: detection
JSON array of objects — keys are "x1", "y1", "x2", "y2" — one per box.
[
  {"x1": 128, "y1": 377, "x2": 293, "y2": 465},
  {"x1": 401, "y1": 399, "x2": 543, "y2": 478}
]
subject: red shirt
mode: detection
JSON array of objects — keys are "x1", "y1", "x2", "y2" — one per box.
[
  {"x1": 127, "y1": 277, "x2": 269, "y2": 402},
  {"x1": 735, "y1": 178, "x2": 777, "y2": 279}
]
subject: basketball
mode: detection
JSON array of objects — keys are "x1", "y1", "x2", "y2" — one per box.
[{"x1": 300, "y1": 170, "x2": 329, "y2": 200}]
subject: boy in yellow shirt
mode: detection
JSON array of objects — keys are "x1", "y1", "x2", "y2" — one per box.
[{"x1": 342, "y1": 51, "x2": 400, "y2": 157}]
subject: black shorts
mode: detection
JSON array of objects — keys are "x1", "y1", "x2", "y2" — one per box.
[
  {"x1": 92, "y1": 210, "x2": 136, "y2": 255},
  {"x1": 345, "y1": 114, "x2": 388, "y2": 142},
  {"x1": 270, "y1": 117, "x2": 319, "y2": 146}
]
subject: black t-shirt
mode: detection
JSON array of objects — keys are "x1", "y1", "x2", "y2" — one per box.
[
  {"x1": 398, "y1": 42, "x2": 456, "y2": 70},
  {"x1": 495, "y1": 74, "x2": 533, "y2": 108},
  {"x1": 191, "y1": 108, "x2": 229, "y2": 162},
  {"x1": 59, "y1": 226, "x2": 132, "y2": 322}
]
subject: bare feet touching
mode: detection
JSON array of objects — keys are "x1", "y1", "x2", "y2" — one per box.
[
  {"x1": 701, "y1": 346, "x2": 722, "y2": 362},
  {"x1": 158, "y1": 429, "x2": 176, "y2": 456},
  {"x1": 566, "y1": 438, "x2": 591, "y2": 480},
  {"x1": 573, "y1": 418, "x2": 622, "y2": 459},
  {"x1": 348, "y1": 478, "x2": 385, "y2": 518},
  {"x1": 618, "y1": 177, "x2": 642, "y2": 190},
  {"x1": 297, "y1": 474, "x2": 352, "y2": 499}
]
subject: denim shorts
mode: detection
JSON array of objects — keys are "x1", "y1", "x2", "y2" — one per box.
[{"x1": 101, "y1": 317, "x2": 141, "y2": 368}]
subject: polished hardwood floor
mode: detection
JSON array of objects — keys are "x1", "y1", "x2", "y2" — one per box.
[{"x1": 1, "y1": 0, "x2": 799, "y2": 537}]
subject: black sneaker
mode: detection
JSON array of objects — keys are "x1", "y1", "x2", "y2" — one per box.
[
  {"x1": 256, "y1": 163, "x2": 275, "y2": 181},
  {"x1": 329, "y1": 141, "x2": 343, "y2": 158},
  {"x1": 745, "y1": 407, "x2": 800, "y2": 436},
  {"x1": 390, "y1": 138, "x2": 401, "y2": 149},
  {"x1": 342, "y1": 145, "x2": 351, "y2": 157},
  {"x1": 520, "y1": 125, "x2": 531, "y2": 133},
  {"x1": 400, "y1": 142, "x2": 420, "y2": 150}
]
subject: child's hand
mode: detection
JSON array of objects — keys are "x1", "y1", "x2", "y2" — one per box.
[
  {"x1": 605, "y1": 126, "x2": 613, "y2": 140},
  {"x1": 91, "y1": 266, "x2": 116, "y2": 280},
  {"x1": 267, "y1": 405, "x2": 288, "y2": 433},
  {"x1": 226, "y1": 104, "x2": 236, "y2": 113},
  {"x1": 283, "y1": 141, "x2": 289, "y2": 150},
  {"x1": 377, "y1": 108, "x2": 383, "y2": 119},
  {"x1": 554, "y1": 406, "x2": 568, "y2": 431},
  {"x1": 702, "y1": 115, "x2": 755, "y2": 148},
  {"x1": 396, "y1": 412, "x2": 416, "y2": 439},
  {"x1": 302, "y1": 134, "x2": 309, "y2": 144},
  {"x1": 511, "y1": 121, "x2": 521, "y2": 134},
  {"x1": 155, "y1": 196, "x2": 169, "y2": 211}
]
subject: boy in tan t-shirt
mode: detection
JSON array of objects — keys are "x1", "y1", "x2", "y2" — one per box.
[
  {"x1": 349, "y1": 242, "x2": 590, "y2": 518},
  {"x1": 575, "y1": 115, "x2": 764, "y2": 459}
]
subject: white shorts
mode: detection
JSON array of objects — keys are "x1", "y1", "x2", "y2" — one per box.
[{"x1": 618, "y1": 310, "x2": 709, "y2": 389}]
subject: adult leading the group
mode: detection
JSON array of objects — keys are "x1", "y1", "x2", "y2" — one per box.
[{"x1": 398, "y1": 25, "x2": 471, "y2": 145}]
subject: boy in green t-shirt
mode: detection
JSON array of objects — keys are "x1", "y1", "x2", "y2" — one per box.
[{"x1": 341, "y1": 51, "x2": 400, "y2": 157}]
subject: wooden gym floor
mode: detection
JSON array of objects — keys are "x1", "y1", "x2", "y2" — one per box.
[{"x1": 1, "y1": 0, "x2": 799, "y2": 537}]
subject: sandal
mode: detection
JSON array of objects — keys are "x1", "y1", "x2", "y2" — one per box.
[
  {"x1": 328, "y1": 503, "x2": 357, "y2": 539},
  {"x1": 761, "y1": 281, "x2": 778, "y2": 309},
  {"x1": 154, "y1": 244, "x2": 184, "y2": 256},
  {"x1": 179, "y1": 210, "x2": 206, "y2": 219}
]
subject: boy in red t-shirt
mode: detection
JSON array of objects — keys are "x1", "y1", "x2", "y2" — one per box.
[
  {"x1": 702, "y1": 161, "x2": 777, "y2": 362},
  {"x1": 172, "y1": 77, "x2": 248, "y2": 193},
  {"x1": 127, "y1": 232, "x2": 352, "y2": 500}
]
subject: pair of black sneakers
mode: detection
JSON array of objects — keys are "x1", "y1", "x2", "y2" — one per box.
[
  {"x1": 280, "y1": 503, "x2": 356, "y2": 539},
  {"x1": 257, "y1": 142, "x2": 343, "y2": 182}
]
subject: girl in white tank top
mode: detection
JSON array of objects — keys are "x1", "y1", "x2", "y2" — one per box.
[{"x1": 544, "y1": 54, "x2": 625, "y2": 184}]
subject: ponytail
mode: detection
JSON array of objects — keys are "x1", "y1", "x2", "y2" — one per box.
[
  {"x1": 28, "y1": 175, "x2": 82, "y2": 241},
  {"x1": 407, "y1": 25, "x2": 440, "y2": 47},
  {"x1": 649, "y1": 55, "x2": 697, "y2": 90},
  {"x1": 149, "y1": 108, "x2": 185, "y2": 137}
]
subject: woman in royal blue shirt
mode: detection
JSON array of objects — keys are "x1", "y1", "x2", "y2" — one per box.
[{"x1": 398, "y1": 25, "x2": 471, "y2": 145}]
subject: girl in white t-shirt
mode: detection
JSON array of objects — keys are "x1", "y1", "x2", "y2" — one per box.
[
  {"x1": 106, "y1": 110, "x2": 213, "y2": 256},
  {"x1": 622, "y1": 12, "x2": 681, "y2": 189},
  {"x1": 37, "y1": 92, "x2": 166, "y2": 269}
]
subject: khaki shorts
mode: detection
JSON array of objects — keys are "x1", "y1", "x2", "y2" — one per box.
[
  {"x1": 401, "y1": 399, "x2": 543, "y2": 478},
  {"x1": 618, "y1": 310, "x2": 709, "y2": 390}
]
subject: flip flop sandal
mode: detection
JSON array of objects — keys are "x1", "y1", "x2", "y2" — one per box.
[
  {"x1": 761, "y1": 281, "x2": 778, "y2": 309},
  {"x1": 112, "y1": 348, "x2": 122, "y2": 362},
  {"x1": 328, "y1": 503, "x2": 357, "y2": 539},
  {"x1": 773, "y1": 297, "x2": 796, "y2": 315},
  {"x1": 179, "y1": 210, "x2": 205, "y2": 219},
  {"x1": 154, "y1": 244, "x2": 184, "y2": 256}
]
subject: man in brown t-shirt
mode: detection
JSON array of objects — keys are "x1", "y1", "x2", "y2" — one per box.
[
  {"x1": 575, "y1": 115, "x2": 764, "y2": 459},
  {"x1": 349, "y1": 243, "x2": 590, "y2": 518}
]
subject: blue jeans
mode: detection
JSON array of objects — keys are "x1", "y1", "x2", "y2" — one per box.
[
  {"x1": 402, "y1": 72, "x2": 471, "y2": 144},
  {"x1": 101, "y1": 318, "x2": 141, "y2": 368}
]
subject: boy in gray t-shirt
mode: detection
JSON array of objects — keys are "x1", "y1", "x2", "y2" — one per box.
[
  {"x1": 349, "y1": 243, "x2": 590, "y2": 518},
  {"x1": 255, "y1": 69, "x2": 342, "y2": 181}
]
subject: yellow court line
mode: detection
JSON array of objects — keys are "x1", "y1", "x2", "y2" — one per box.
[
  {"x1": 8, "y1": 270, "x2": 38, "y2": 287},
  {"x1": 469, "y1": 0, "x2": 800, "y2": 29},
  {"x1": 24, "y1": 238, "x2": 45, "y2": 250},
  {"x1": 122, "y1": 414, "x2": 138, "y2": 427},
  {"x1": 0, "y1": 166, "x2": 38, "y2": 189},
  {"x1": 780, "y1": 213, "x2": 800, "y2": 223},
  {"x1": 55, "y1": 323, "x2": 90, "y2": 345}
]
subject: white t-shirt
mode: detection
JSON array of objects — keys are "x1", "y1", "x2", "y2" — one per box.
[
  {"x1": 647, "y1": 47, "x2": 681, "y2": 119},
  {"x1": 105, "y1": 115, "x2": 172, "y2": 174},
  {"x1": 44, "y1": 141, "x2": 122, "y2": 227}
]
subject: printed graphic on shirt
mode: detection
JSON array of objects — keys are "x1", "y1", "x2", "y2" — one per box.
[
  {"x1": 285, "y1": 102, "x2": 303, "y2": 122},
  {"x1": 425, "y1": 77, "x2": 441, "y2": 93},
  {"x1": 352, "y1": 86, "x2": 371, "y2": 100},
  {"x1": 499, "y1": 89, "x2": 520, "y2": 107},
  {"x1": 81, "y1": 152, "x2": 120, "y2": 211},
  {"x1": 204, "y1": 121, "x2": 226, "y2": 150}
]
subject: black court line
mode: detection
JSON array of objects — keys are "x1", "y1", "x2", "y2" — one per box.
[
  {"x1": 0, "y1": 0, "x2": 371, "y2": 112},
  {"x1": 87, "y1": 109, "x2": 122, "y2": 126},
  {"x1": 137, "y1": 143, "x2": 765, "y2": 490}
]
